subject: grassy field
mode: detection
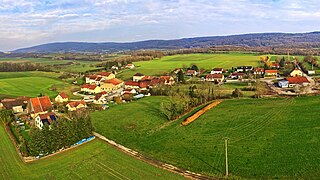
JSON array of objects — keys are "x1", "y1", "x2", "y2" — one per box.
[
  {"x1": 118, "y1": 53, "x2": 261, "y2": 80},
  {"x1": 0, "y1": 125, "x2": 184, "y2": 179},
  {"x1": 91, "y1": 96, "x2": 320, "y2": 178},
  {"x1": 0, "y1": 71, "x2": 77, "y2": 98}
]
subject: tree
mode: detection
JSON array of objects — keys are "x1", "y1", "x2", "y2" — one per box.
[
  {"x1": 254, "y1": 81, "x2": 266, "y2": 98},
  {"x1": 190, "y1": 64, "x2": 199, "y2": 71},
  {"x1": 280, "y1": 57, "x2": 285, "y2": 68},
  {"x1": 177, "y1": 70, "x2": 185, "y2": 83},
  {"x1": 232, "y1": 88, "x2": 243, "y2": 98},
  {"x1": 0, "y1": 110, "x2": 14, "y2": 125}
]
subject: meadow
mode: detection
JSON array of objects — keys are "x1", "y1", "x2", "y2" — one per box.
[
  {"x1": 0, "y1": 124, "x2": 184, "y2": 179},
  {"x1": 91, "y1": 96, "x2": 320, "y2": 178},
  {"x1": 118, "y1": 53, "x2": 261, "y2": 80},
  {"x1": 0, "y1": 71, "x2": 77, "y2": 98}
]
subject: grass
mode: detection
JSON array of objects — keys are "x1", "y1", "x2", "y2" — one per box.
[
  {"x1": 0, "y1": 125, "x2": 184, "y2": 179},
  {"x1": 0, "y1": 71, "x2": 77, "y2": 98},
  {"x1": 118, "y1": 53, "x2": 261, "y2": 80},
  {"x1": 91, "y1": 96, "x2": 320, "y2": 178}
]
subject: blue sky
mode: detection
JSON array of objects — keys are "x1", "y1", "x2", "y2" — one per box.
[{"x1": 0, "y1": 0, "x2": 320, "y2": 51}]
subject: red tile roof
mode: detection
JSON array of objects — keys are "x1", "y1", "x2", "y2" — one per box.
[
  {"x1": 186, "y1": 70, "x2": 196, "y2": 74},
  {"x1": 206, "y1": 74, "x2": 223, "y2": 79},
  {"x1": 125, "y1": 81, "x2": 140, "y2": 86},
  {"x1": 58, "y1": 92, "x2": 68, "y2": 99},
  {"x1": 95, "y1": 91, "x2": 107, "y2": 100},
  {"x1": 265, "y1": 70, "x2": 278, "y2": 74},
  {"x1": 286, "y1": 77, "x2": 310, "y2": 84},
  {"x1": 67, "y1": 101, "x2": 86, "y2": 108},
  {"x1": 98, "y1": 72, "x2": 112, "y2": 77},
  {"x1": 213, "y1": 68, "x2": 223, "y2": 71},
  {"x1": 29, "y1": 96, "x2": 52, "y2": 114},
  {"x1": 104, "y1": 78, "x2": 123, "y2": 85},
  {"x1": 81, "y1": 84, "x2": 97, "y2": 90}
]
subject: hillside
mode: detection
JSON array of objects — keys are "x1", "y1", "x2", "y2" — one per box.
[{"x1": 13, "y1": 32, "x2": 320, "y2": 53}]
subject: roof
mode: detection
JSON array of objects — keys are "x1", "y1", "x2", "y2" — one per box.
[
  {"x1": 81, "y1": 84, "x2": 98, "y2": 90},
  {"x1": 213, "y1": 68, "x2": 223, "y2": 71},
  {"x1": 95, "y1": 91, "x2": 107, "y2": 100},
  {"x1": 265, "y1": 70, "x2": 278, "y2": 73},
  {"x1": 104, "y1": 78, "x2": 124, "y2": 85},
  {"x1": 286, "y1": 77, "x2": 310, "y2": 84},
  {"x1": 29, "y1": 96, "x2": 53, "y2": 114},
  {"x1": 141, "y1": 76, "x2": 155, "y2": 80},
  {"x1": 254, "y1": 68, "x2": 264, "y2": 72},
  {"x1": 67, "y1": 101, "x2": 86, "y2": 108},
  {"x1": 272, "y1": 62, "x2": 280, "y2": 67},
  {"x1": 87, "y1": 75, "x2": 98, "y2": 80},
  {"x1": 38, "y1": 112, "x2": 57, "y2": 125},
  {"x1": 206, "y1": 74, "x2": 223, "y2": 79},
  {"x1": 57, "y1": 92, "x2": 68, "y2": 99},
  {"x1": 98, "y1": 72, "x2": 113, "y2": 77},
  {"x1": 231, "y1": 72, "x2": 245, "y2": 76},
  {"x1": 133, "y1": 73, "x2": 144, "y2": 76},
  {"x1": 125, "y1": 81, "x2": 140, "y2": 86},
  {"x1": 160, "y1": 76, "x2": 173, "y2": 81},
  {"x1": 1, "y1": 99, "x2": 24, "y2": 110},
  {"x1": 186, "y1": 70, "x2": 196, "y2": 73}
]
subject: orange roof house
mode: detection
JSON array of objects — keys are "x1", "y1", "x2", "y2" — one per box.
[
  {"x1": 55, "y1": 92, "x2": 69, "y2": 103},
  {"x1": 27, "y1": 96, "x2": 53, "y2": 117}
]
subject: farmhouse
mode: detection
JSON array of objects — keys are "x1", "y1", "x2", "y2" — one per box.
[
  {"x1": 100, "y1": 78, "x2": 124, "y2": 93},
  {"x1": 55, "y1": 92, "x2": 69, "y2": 103},
  {"x1": 159, "y1": 76, "x2": 175, "y2": 85},
  {"x1": 27, "y1": 96, "x2": 53, "y2": 118},
  {"x1": 94, "y1": 91, "x2": 108, "y2": 104},
  {"x1": 229, "y1": 72, "x2": 245, "y2": 79},
  {"x1": 210, "y1": 68, "x2": 224, "y2": 74},
  {"x1": 286, "y1": 77, "x2": 310, "y2": 87},
  {"x1": 35, "y1": 112, "x2": 57, "y2": 129},
  {"x1": 264, "y1": 70, "x2": 278, "y2": 77},
  {"x1": 66, "y1": 101, "x2": 87, "y2": 111},
  {"x1": 125, "y1": 64, "x2": 135, "y2": 69},
  {"x1": 205, "y1": 74, "x2": 224, "y2": 83},
  {"x1": 185, "y1": 70, "x2": 199, "y2": 76},
  {"x1": 290, "y1": 68, "x2": 304, "y2": 77},
  {"x1": 125, "y1": 81, "x2": 147, "y2": 90},
  {"x1": 133, "y1": 73, "x2": 145, "y2": 82},
  {"x1": 81, "y1": 84, "x2": 101, "y2": 94},
  {"x1": 0, "y1": 98, "x2": 26, "y2": 113},
  {"x1": 253, "y1": 68, "x2": 265, "y2": 75},
  {"x1": 122, "y1": 89, "x2": 137, "y2": 95},
  {"x1": 236, "y1": 66, "x2": 253, "y2": 72},
  {"x1": 85, "y1": 75, "x2": 105, "y2": 85},
  {"x1": 97, "y1": 72, "x2": 115, "y2": 80}
]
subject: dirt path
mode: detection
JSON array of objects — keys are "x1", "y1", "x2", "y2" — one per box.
[{"x1": 93, "y1": 132, "x2": 218, "y2": 180}]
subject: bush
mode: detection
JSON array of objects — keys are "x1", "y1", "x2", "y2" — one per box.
[{"x1": 232, "y1": 88, "x2": 244, "y2": 98}]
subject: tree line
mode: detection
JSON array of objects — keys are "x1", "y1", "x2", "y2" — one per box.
[
  {"x1": 20, "y1": 111, "x2": 94, "y2": 157},
  {"x1": 0, "y1": 62, "x2": 49, "y2": 72}
]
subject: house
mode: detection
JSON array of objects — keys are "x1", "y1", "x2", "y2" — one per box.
[
  {"x1": 159, "y1": 76, "x2": 175, "y2": 85},
  {"x1": 55, "y1": 92, "x2": 69, "y2": 103},
  {"x1": 27, "y1": 96, "x2": 53, "y2": 118},
  {"x1": 229, "y1": 72, "x2": 245, "y2": 79},
  {"x1": 133, "y1": 73, "x2": 145, "y2": 82},
  {"x1": 286, "y1": 77, "x2": 310, "y2": 87},
  {"x1": 264, "y1": 70, "x2": 278, "y2": 77},
  {"x1": 253, "y1": 68, "x2": 265, "y2": 75},
  {"x1": 278, "y1": 80, "x2": 289, "y2": 88},
  {"x1": 290, "y1": 68, "x2": 304, "y2": 77},
  {"x1": 0, "y1": 98, "x2": 26, "y2": 113},
  {"x1": 122, "y1": 89, "x2": 137, "y2": 95},
  {"x1": 271, "y1": 62, "x2": 280, "y2": 69},
  {"x1": 205, "y1": 74, "x2": 225, "y2": 83},
  {"x1": 97, "y1": 72, "x2": 115, "y2": 80},
  {"x1": 100, "y1": 78, "x2": 124, "y2": 93},
  {"x1": 85, "y1": 75, "x2": 105, "y2": 85},
  {"x1": 125, "y1": 64, "x2": 135, "y2": 69},
  {"x1": 236, "y1": 66, "x2": 253, "y2": 72},
  {"x1": 125, "y1": 81, "x2": 147, "y2": 90},
  {"x1": 185, "y1": 70, "x2": 199, "y2": 76},
  {"x1": 66, "y1": 101, "x2": 87, "y2": 111},
  {"x1": 35, "y1": 112, "x2": 57, "y2": 129},
  {"x1": 94, "y1": 91, "x2": 108, "y2": 104},
  {"x1": 111, "y1": 65, "x2": 119, "y2": 70},
  {"x1": 81, "y1": 84, "x2": 101, "y2": 94},
  {"x1": 210, "y1": 68, "x2": 224, "y2": 74}
]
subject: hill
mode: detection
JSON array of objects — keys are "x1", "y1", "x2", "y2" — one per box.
[{"x1": 13, "y1": 31, "x2": 320, "y2": 53}]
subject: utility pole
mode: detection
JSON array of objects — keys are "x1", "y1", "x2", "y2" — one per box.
[{"x1": 224, "y1": 138, "x2": 229, "y2": 177}]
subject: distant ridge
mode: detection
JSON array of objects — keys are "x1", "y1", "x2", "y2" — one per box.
[{"x1": 13, "y1": 31, "x2": 320, "y2": 53}]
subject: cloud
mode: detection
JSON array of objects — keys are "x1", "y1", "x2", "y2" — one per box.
[{"x1": 0, "y1": 0, "x2": 320, "y2": 50}]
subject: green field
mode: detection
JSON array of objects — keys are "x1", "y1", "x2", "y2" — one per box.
[
  {"x1": 0, "y1": 125, "x2": 183, "y2": 179},
  {"x1": 118, "y1": 53, "x2": 261, "y2": 80},
  {"x1": 91, "y1": 96, "x2": 320, "y2": 178},
  {"x1": 0, "y1": 71, "x2": 77, "y2": 98}
]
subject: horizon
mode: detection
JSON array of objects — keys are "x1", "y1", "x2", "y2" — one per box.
[{"x1": 1, "y1": 0, "x2": 320, "y2": 51}]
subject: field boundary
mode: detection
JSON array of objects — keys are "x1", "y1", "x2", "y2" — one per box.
[
  {"x1": 181, "y1": 100, "x2": 223, "y2": 126},
  {"x1": 94, "y1": 132, "x2": 217, "y2": 180}
]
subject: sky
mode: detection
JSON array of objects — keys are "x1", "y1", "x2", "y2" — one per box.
[{"x1": 0, "y1": 0, "x2": 320, "y2": 51}]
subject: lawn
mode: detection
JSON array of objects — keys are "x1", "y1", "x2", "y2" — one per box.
[
  {"x1": 0, "y1": 125, "x2": 184, "y2": 179},
  {"x1": 91, "y1": 96, "x2": 320, "y2": 179},
  {"x1": 0, "y1": 71, "x2": 77, "y2": 98},
  {"x1": 118, "y1": 53, "x2": 261, "y2": 80}
]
